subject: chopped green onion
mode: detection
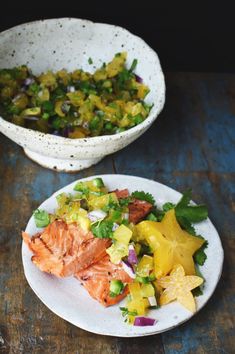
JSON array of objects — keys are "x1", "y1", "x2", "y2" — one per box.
[
  {"x1": 89, "y1": 116, "x2": 100, "y2": 131},
  {"x1": 129, "y1": 58, "x2": 138, "y2": 72}
]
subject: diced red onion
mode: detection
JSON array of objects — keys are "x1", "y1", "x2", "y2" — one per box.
[
  {"x1": 135, "y1": 74, "x2": 143, "y2": 83},
  {"x1": 134, "y1": 317, "x2": 157, "y2": 326},
  {"x1": 148, "y1": 296, "x2": 157, "y2": 306},
  {"x1": 121, "y1": 260, "x2": 136, "y2": 279},
  {"x1": 128, "y1": 245, "x2": 138, "y2": 265},
  {"x1": 88, "y1": 210, "x2": 107, "y2": 222}
]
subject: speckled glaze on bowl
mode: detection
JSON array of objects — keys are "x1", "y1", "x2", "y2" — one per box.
[{"x1": 0, "y1": 18, "x2": 165, "y2": 172}]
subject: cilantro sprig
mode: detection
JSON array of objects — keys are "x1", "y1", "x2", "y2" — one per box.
[
  {"x1": 175, "y1": 189, "x2": 208, "y2": 266},
  {"x1": 91, "y1": 220, "x2": 114, "y2": 238},
  {"x1": 131, "y1": 191, "x2": 155, "y2": 205},
  {"x1": 119, "y1": 307, "x2": 138, "y2": 322}
]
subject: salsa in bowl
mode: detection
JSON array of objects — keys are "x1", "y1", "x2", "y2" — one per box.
[{"x1": 0, "y1": 18, "x2": 165, "y2": 171}]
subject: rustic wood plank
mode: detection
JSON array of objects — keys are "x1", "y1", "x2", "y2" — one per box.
[{"x1": 0, "y1": 72, "x2": 234, "y2": 353}]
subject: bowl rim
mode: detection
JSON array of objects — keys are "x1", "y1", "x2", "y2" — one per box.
[{"x1": 0, "y1": 17, "x2": 165, "y2": 146}]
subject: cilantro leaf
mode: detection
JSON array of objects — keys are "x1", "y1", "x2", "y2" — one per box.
[
  {"x1": 119, "y1": 307, "x2": 137, "y2": 318},
  {"x1": 175, "y1": 189, "x2": 208, "y2": 223},
  {"x1": 146, "y1": 212, "x2": 158, "y2": 221},
  {"x1": 34, "y1": 209, "x2": 50, "y2": 228},
  {"x1": 177, "y1": 189, "x2": 192, "y2": 207},
  {"x1": 91, "y1": 220, "x2": 114, "y2": 238},
  {"x1": 162, "y1": 202, "x2": 175, "y2": 212},
  {"x1": 119, "y1": 197, "x2": 132, "y2": 207},
  {"x1": 131, "y1": 191, "x2": 155, "y2": 205},
  {"x1": 73, "y1": 182, "x2": 89, "y2": 196},
  {"x1": 192, "y1": 286, "x2": 203, "y2": 297},
  {"x1": 176, "y1": 215, "x2": 197, "y2": 235},
  {"x1": 194, "y1": 241, "x2": 208, "y2": 266},
  {"x1": 102, "y1": 196, "x2": 122, "y2": 212},
  {"x1": 176, "y1": 205, "x2": 208, "y2": 223}
]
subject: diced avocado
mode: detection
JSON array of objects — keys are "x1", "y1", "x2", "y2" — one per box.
[
  {"x1": 109, "y1": 280, "x2": 124, "y2": 297},
  {"x1": 92, "y1": 178, "x2": 104, "y2": 188}
]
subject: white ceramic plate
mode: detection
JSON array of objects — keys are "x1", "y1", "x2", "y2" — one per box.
[{"x1": 22, "y1": 175, "x2": 224, "y2": 337}]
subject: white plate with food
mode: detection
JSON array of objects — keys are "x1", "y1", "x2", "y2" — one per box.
[{"x1": 21, "y1": 175, "x2": 224, "y2": 337}]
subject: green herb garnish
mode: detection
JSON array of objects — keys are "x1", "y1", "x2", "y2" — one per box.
[
  {"x1": 194, "y1": 241, "x2": 208, "y2": 266},
  {"x1": 91, "y1": 220, "x2": 114, "y2": 238},
  {"x1": 131, "y1": 191, "x2": 155, "y2": 205}
]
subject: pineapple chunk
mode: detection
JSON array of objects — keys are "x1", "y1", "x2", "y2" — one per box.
[
  {"x1": 136, "y1": 255, "x2": 154, "y2": 277},
  {"x1": 113, "y1": 225, "x2": 132, "y2": 245}
]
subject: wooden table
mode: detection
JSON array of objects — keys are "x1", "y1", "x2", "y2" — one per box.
[{"x1": 0, "y1": 72, "x2": 234, "y2": 354}]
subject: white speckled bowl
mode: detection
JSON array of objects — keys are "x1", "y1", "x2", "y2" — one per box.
[{"x1": 0, "y1": 18, "x2": 165, "y2": 171}]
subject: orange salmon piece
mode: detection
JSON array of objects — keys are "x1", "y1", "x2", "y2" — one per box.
[
  {"x1": 22, "y1": 220, "x2": 111, "y2": 277},
  {"x1": 76, "y1": 255, "x2": 133, "y2": 306}
]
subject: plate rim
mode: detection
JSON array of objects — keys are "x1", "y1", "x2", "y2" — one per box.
[{"x1": 21, "y1": 174, "x2": 224, "y2": 337}]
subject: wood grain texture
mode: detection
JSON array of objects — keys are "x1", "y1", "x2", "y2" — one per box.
[{"x1": 0, "y1": 72, "x2": 234, "y2": 354}]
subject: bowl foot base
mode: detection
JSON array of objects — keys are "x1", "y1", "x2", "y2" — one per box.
[{"x1": 24, "y1": 149, "x2": 103, "y2": 172}]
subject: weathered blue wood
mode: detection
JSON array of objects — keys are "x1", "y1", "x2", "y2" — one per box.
[{"x1": 0, "y1": 72, "x2": 234, "y2": 353}]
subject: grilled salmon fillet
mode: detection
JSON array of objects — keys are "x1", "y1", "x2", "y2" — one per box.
[
  {"x1": 76, "y1": 255, "x2": 133, "y2": 306},
  {"x1": 22, "y1": 220, "x2": 111, "y2": 277}
]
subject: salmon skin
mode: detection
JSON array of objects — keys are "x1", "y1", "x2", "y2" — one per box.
[
  {"x1": 76, "y1": 255, "x2": 133, "y2": 306},
  {"x1": 114, "y1": 189, "x2": 153, "y2": 224},
  {"x1": 22, "y1": 220, "x2": 111, "y2": 277}
]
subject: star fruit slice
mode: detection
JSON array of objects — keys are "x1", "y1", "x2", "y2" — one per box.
[
  {"x1": 158, "y1": 264, "x2": 203, "y2": 312},
  {"x1": 136, "y1": 209, "x2": 205, "y2": 278}
]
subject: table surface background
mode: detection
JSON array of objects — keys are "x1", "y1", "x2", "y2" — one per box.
[{"x1": 0, "y1": 72, "x2": 234, "y2": 354}]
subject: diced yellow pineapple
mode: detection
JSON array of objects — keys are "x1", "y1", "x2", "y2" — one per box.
[
  {"x1": 140, "y1": 283, "x2": 155, "y2": 298},
  {"x1": 137, "y1": 255, "x2": 154, "y2": 277},
  {"x1": 106, "y1": 242, "x2": 128, "y2": 264},
  {"x1": 37, "y1": 87, "x2": 50, "y2": 102},
  {"x1": 67, "y1": 91, "x2": 85, "y2": 107},
  {"x1": 113, "y1": 225, "x2": 132, "y2": 245},
  {"x1": 106, "y1": 52, "x2": 127, "y2": 78},
  {"x1": 38, "y1": 71, "x2": 57, "y2": 88},
  {"x1": 88, "y1": 193, "x2": 118, "y2": 210},
  {"x1": 128, "y1": 282, "x2": 142, "y2": 300}
]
